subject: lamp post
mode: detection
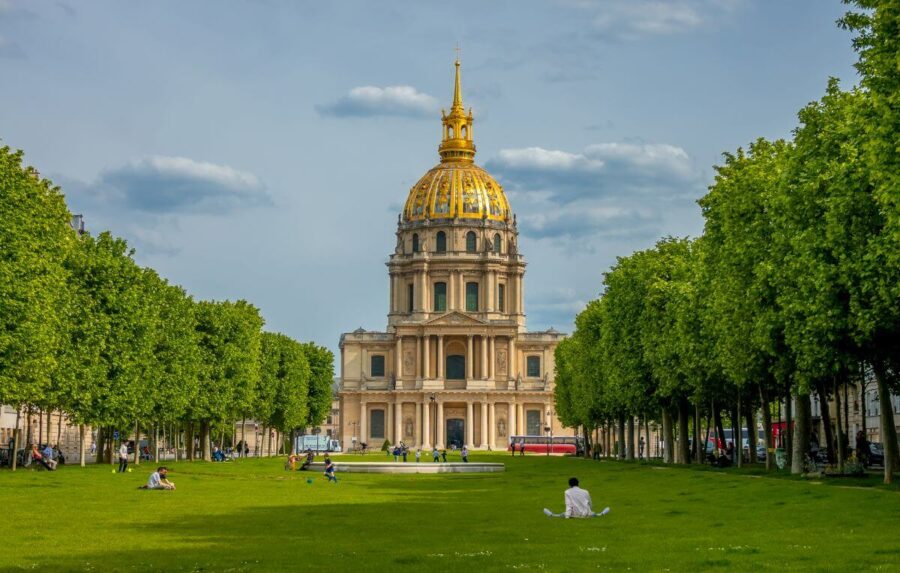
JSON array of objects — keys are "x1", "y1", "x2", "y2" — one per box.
[
  {"x1": 429, "y1": 394, "x2": 437, "y2": 448},
  {"x1": 546, "y1": 408, "x2": 554, "y2": 456}
]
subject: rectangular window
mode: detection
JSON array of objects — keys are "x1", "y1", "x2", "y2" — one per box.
[
  {"x1": 407, "y1": 284, "x2": 414, "y2": 313},
  {"x1": 370, "y1": 355, "x2": 385, "y2": 377},
  {"x1": 527, "y1": 355, "x2": 541, "y2": 377},
  {"x1": 434, "y1": 282, "x2": 447, "y2": 312},
  {"x1": 526, "y1": 410, "x2": 542, "y2": 436},
  {"x1": 498, "y1": 284, "x2": 505, "y2": 313},
  {"x1": 370, "y1": 409, "x2": 385, "y2": 439},
  {"x1": 466, "y1": 282, "x2": 479, "y2": 312}
]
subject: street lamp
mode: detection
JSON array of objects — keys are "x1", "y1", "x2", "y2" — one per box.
[{"x1": 546, "y1": 408, "x2": 554, "y2": 456}]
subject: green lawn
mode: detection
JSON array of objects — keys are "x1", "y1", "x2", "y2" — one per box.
[{"x1": 2, "y1": 453, "x2": 899, "y2": 572}]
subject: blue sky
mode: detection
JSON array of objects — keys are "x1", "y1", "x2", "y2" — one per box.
[{"x1": 0, "y1": 0, "x2": 859, "y2": 357}]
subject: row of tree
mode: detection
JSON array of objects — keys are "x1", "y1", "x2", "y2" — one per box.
[
  {"x1": 0, "y1": 147, "x2": 334, "y2": 469},
  {"x1": 554, "y1": 0, "x2": 900, "y2": 483}
]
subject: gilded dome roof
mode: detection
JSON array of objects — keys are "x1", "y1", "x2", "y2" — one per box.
[
  {"x1": 403, "y1": 162, "x2": 511, "y2": 223},
  {"x1": 402, "y1": 59, "x2": 512, "y2": 224}
]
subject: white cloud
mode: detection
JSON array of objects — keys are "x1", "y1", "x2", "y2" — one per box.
[
  {"x1": 564, "y1": 0, "x2": 741, "y2": 38},
  {"x1": 487, "y1": 142, "x2": 702, "y2": 203},
  {"x1": 96, "y1": 155, "x2": 269, "y2": 213},
  {"x1": 317, "y1": 85, "x2": 439, "y2": 118}
]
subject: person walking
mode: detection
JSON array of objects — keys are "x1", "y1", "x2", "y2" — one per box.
[
  {"x1": 415, "y1": 448, "x2": 421, "y2": 463},
  {"x1": 638, "y1": 436, "x2": 645, "y2": 460},
  {"x1": 402, "y1": 446, "x2": 408, "y2": 463},
  {"x1": 118, "y1": 441, "x2": 129, "y2": 473},
  {"x1": 519, "y1": 440, "x2": 526, "y2": 456},
  {"x1": 323, "y1": 456, "x2": 338, "y2": 483},
  {"x1": 441, "y1": 449, "x2": 448, "y2": 463},
  {"x1": 461, "y1": 446, "x2": 469, "y2": 463},
  {"x1": 855, "y1": 430, "x2": 869, "y2": 467},
  {"x1": 510, "y1": 440, "x2": 516, "y2": 456},
  {"x1": 432, "y1": 447, "x2": 440, "y2": 462}
]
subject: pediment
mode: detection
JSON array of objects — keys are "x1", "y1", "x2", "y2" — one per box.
[{"x1": 424, "y1": 311, "x2": 488, "y2": 327}]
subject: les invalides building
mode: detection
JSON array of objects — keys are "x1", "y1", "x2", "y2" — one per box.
[{"x1": 338, "y1": 60, "x2": 565, "y2": 451}]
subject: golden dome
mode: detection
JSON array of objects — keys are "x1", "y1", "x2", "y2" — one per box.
[{"x1": 402, "y1": 59, "x2": 512, "y2": 224}]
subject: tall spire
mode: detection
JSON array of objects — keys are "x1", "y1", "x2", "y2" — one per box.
[
  {"x1": 439, "y1": 56, "x2": 476, "y2": 163},
  {"x1": 452, "y1": 58, "x2": 463, "y2": 111}
]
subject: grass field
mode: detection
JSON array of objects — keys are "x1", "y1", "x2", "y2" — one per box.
[{"x1": 2, "y1": 453, "x2": 899, "y2": 572}]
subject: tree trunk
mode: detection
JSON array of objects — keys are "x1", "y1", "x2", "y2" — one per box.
[
  {"x1": 133, "y1": 421, "x2": 140, "y2": 466},
  {"x1": 645, "y1": 419, "x2": 651, "y2": 458},
  {"x1": 873, "y1": 361, "x2": 899, "y2": 484},
  {"x1": 95, "y1": 425, "x2": 105, "y2": 464},
  {"x1": 153, "y1": 424, "x2": 160, "y2": 464},
  {"x1": 784, "y1": 388, "x2": 793, "y2": 462},
  {"x1": 11, "y1": 409, "x2": 21, "y2": 471},
  {"x1": 815, "y1": 380, "x2": 835, "y2": 464},
  {"x1": 760, "y1": 386, "x2": 773, "y2": 471},
  {"x1": 714, "y1": 404, "x2": 725, "y2": 456},
  {"x1": 733, "y1": 397, "x2": 742, "y2": 468},
  {"x1": 834, "y1": 378, "x2": 845, "y2": 474},
  {"x1": 702, "y1": 415, "x2": 711, "y2": 464},
  {"x1": 677, "y1": 399, "x2": 690, "y2": 465},
  {"x1": 843, "y1": 382, "x2": 849, "y2": 439},
  {"x1": 201, "y1": 421, "x2": 212, "y2": 461},
  {"x1": 186, "y1": 423, "x2": 194, "y2": 461},
  {"x1": 662, "y1": 407, "x2": 674, "y2": 464},
  {"x1": 745, "y1": 396, "x2": 757, "y2": 464},
  {"x1": 693, "y1": 403, "x2": 701, "y2": 463},
  {"x1": 615, "y1": 417, "x2": 624, "y2": 459},
  {"x1": 791, "y1": 392, "x2": 811, "y2": 475},
  {"x1": 79, "y1": 424, "x2": 86, "y2": 467},
  {"x1": 38, "y1": 408, "x2": 44, "y2": 446},
  {"x1": 860, "y1": 379, "x2": 866, "y2": 438},
  {"x1": 626, "y1": 417, "x2": 635, "y2": 461},
  {"x1": 241, "y1": 417, "x2": 246, "y2": 458},
  {"x1": 57, "y1": 411, "x2": 63, "y2": 447}
]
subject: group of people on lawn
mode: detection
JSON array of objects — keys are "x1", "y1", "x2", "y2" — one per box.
[{"x1": 384, "y1": 442, "x2": 471, "y2": 463}]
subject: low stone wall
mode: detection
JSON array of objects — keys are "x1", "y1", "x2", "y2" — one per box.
[{"x1": 308, "y1": 461, "x2": 504, "y2": 474}]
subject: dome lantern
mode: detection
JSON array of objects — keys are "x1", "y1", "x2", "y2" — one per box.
[{"x1": 438, "y1": 59, "x2": 476, "y2": 164}]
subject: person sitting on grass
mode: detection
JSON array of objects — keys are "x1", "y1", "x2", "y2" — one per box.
[
  {"x1": 543, "y1": 477, "x2": 609, "y2": 518},
  {"x1": 31, "y1": 444, "x2": 54, "y2": 471},
  {"x1": 41, "y1": 444, "x2": 58, "y2": 470},
  {"x1": 300, "y1": 450, "x2": 314, "y2": 471},
  {"x1": 140, "y1": 467, "x2": 175, "y2": 490},
  {"x1": 323, "y1": 456, "x2": 337, "y2": 483}
]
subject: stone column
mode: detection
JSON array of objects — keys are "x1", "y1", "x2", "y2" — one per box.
[
  {"x1": 508, "y1": 402, "x2": 516, "y2": 442},
  {"x1": 489, "y1": 402, "x2": 496, "y2": 449},
  {"x1": 419, "y1": 271, "x2": 427, "y2": 312},
  {"x1": 481, "y1": 335, "x2": 488, "y2": 379},
  {"x1": 486, "y1": 270, "x2": 494, "y2": 312},
  {"x1": 386, "y1": 401, "x2": 393, "y2": 443},
  {"x1": 416, "y1": 336, "x2": 422, "y2": 378},
  {"x1": 518, "y1": 274, "x2": 525, "y2": 314},
  {"x1": 480, "y1": 401, "x2": 488, "y2": 448},
  {"x1": 416, "y1": 402, "x2": 423, "y2": 448},
  {"x1": 362, "y1": 348, "x2": 369, "y2": 377},
  {"x1": 436, "y1": 401, "x2": 444, "y2": 448},
  {"x1": 466, "y1": 335, "x2": 474, "y2": 380},
  {"x1": 395, "y1": 402, "x2": 403, "y2": 445},
  {"x1": 360, "y1": 402, "x2": 367, "y2": 444},
  {"x1": 396, "y1": 337, "x2": 403, "y2": 379},
  {"x1": 509, "y1": 336, "x2": 517, "y2": 379},
  {"x1": 423, "y1": 334, "x2": 430, "y2": 379},
  {"x1": 517, "y1": 403, "x2": 525, "y2": 435},
  {"x1": 466, "y1": 401, "x2": 475, "y2": 449},
  {"x1": 489, "y1": 336, "x2": 496, "y2": 380},
  {"x1": 437, "y1": 335, "x2": 445, "y2": 379},
  {"x1": 448, "y1": 271, "x2": 456, "y2": 311},
  {"x1": 422, "y1": 400, "x2": 431, "y2": 448},
  {"x1": 459, "y1": 272, "x2": 466, "y2": 309}
]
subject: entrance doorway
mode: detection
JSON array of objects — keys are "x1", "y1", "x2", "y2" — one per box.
[{"x1": 446, "y1": 418, "x2": 465, "y2": 448}]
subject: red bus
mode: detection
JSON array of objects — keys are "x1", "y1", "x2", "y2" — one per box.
[{"x1": 508, "y1": 435, "x2": 583, "y2": 455}]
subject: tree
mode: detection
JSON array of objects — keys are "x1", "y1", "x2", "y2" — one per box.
[
  {"x1": 259, "y1": 333, "x2": 311, "y2": 453},
  {"x1": 191, "y1": 300, "x2": 263, "y2": 461},
  {"x1": 0, "y1": 148, "x2": 74, "y2": 469},
  {"x1": 299, "y1": 342, "x2": 335, "y2": 431}
]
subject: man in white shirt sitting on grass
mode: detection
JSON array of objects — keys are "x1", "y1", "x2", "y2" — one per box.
[
  {"x1": 139, "y1": 467, "x2": 176, "y2": 490},
  {"x1": 544, "y1": 477, "x2": 610, "y2": 518}
]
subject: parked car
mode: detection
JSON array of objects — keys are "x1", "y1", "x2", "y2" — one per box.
[
  {"x1": 756, "y1": 445, "x2": 767, "y2": 461},
  {"x1": 867, "y1": 442, "x2": 885, "y2": 467}
]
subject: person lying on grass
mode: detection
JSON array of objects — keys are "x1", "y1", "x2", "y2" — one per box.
[
  {"x1": 139, "y1": 467, "x2": 176, "y2": 490},
  {"x1": 543, "y1": 477, "x2": 609, "y2": 518}
]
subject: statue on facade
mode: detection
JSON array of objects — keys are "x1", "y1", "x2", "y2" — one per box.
[{"x1": 498, "y1": 418, "x2": 507, "y2": 438}]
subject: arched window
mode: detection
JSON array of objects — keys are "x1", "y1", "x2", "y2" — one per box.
[
  {"x1": 493, "y1": 233, "x2": 501, "y2": 253},
  {"x1": 466, "y1": 231, "x2": 477, "y2": 253},
  {"x1": 433, "y1": 282, "x2": 447, "y2": 312},
  {"x1": 466, "y1": 282, "x2": 479, "y2": 312},
  {"x1": 461, "y1": 125, "x2": 468, "y2": 138},
  {"x1": 449, "y1": 126, "x2": 455, "y2": 138},
  {"x1": 436, "y1": 231, "x2": 447, "y2": 253},
  {"x1": 412, "y1": 233, "x2": 419, "y2": 253}
]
